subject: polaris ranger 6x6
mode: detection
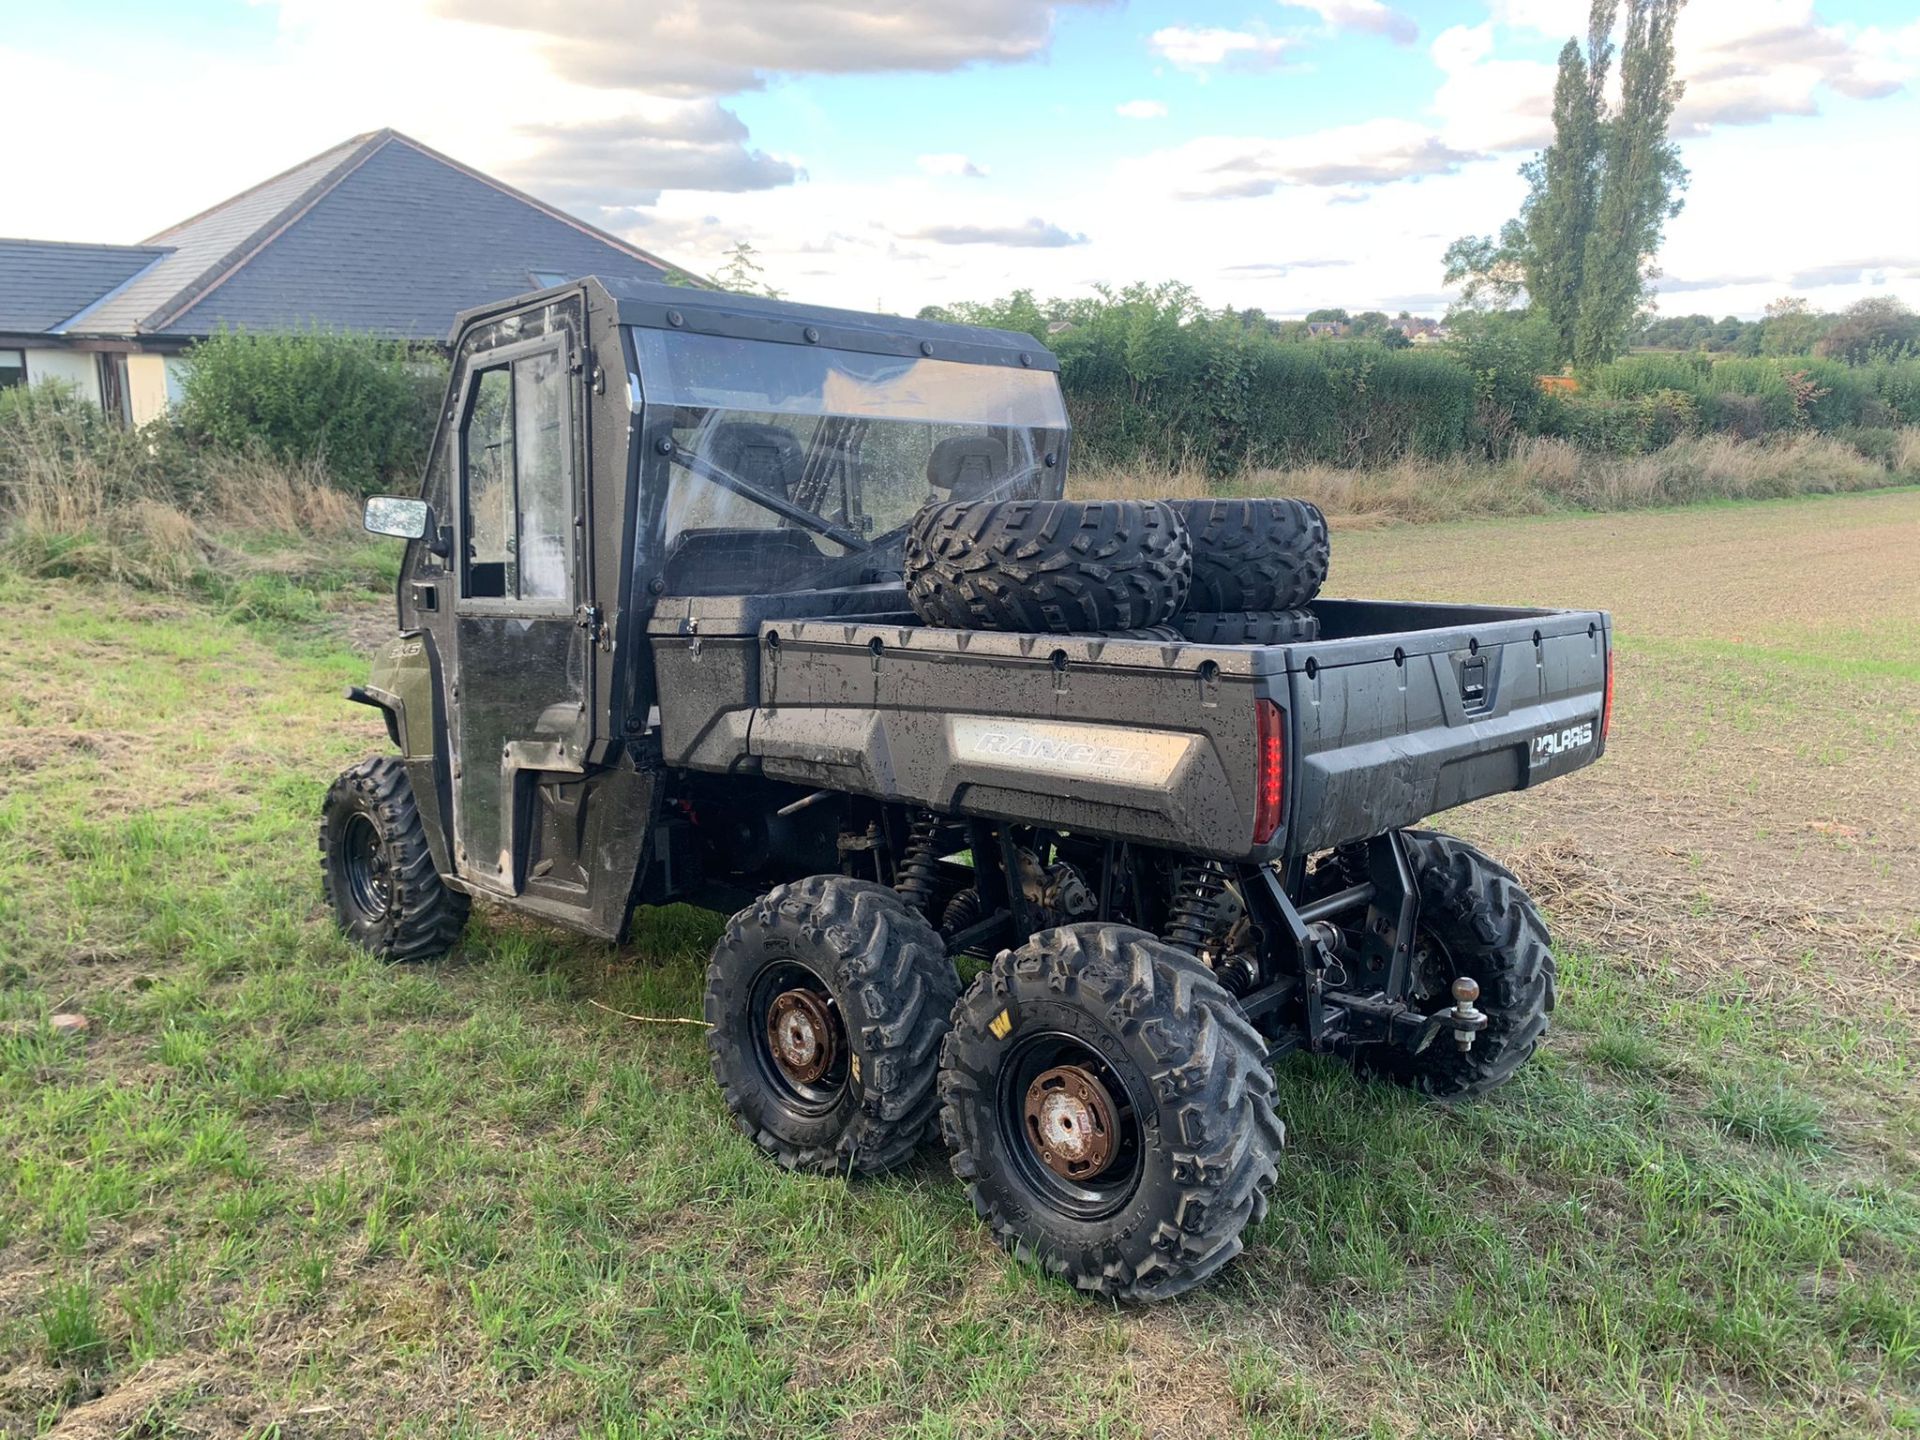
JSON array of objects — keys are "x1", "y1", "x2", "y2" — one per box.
[{"x1": 328, "y1": 276, "x2": 1612, "y2": 1301}]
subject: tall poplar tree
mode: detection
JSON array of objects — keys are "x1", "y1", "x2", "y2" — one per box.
[
  {"x1": 1444, "y1": 0, "x2": 1688, "y2": 366},
  {"x1": 1573, "y1": 0, "x2": 1687, "y2": 365}
]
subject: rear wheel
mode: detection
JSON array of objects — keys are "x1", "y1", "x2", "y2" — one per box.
[
  {"x1": 939, "y1": 924, "x2": 1284, "y2": 1301},
  {"x1": 320, "y1": 756, "x2": 469, "y2": 962},
  {"x1": 1349, "y1": 831, "x2": 1555, "y2": 1099},
  {"x1": 705, "y1": 876, "x2": 960, "y2": 1174}
]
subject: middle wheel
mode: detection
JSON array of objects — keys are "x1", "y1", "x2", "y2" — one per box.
[
  {"x1": 705, "y1": 875, "x2": 960, "y2": 1175},
  {"x1": 939, "y1": 924, "x2": 1285, "y2": 1301}
]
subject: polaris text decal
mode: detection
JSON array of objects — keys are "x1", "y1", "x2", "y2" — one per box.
[{"x1": 1530, "y1": 720, "x2": 1595, "y2": 768}]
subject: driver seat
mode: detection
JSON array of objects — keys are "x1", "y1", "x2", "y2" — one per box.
[
  {"x1": 704, "y1": 421, "x2": 805, "y2": 496},
  {"x1": 927, "y1": 434, "x2": 1008, "y2": 501}
]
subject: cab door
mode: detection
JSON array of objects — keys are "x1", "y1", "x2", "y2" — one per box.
[{"x1": 447, "y1": 327, "x2": 594, "y2": 897}]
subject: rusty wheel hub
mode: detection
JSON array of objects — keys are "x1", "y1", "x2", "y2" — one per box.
[
  {"x1": 766, "y1": 988, "x2": 839, "y2": 1085},
  {"x1": 1023, "y1": 1064, "x2": 1119, "y2": 1180}
]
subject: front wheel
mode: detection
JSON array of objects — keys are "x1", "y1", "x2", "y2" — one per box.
[
  {"x1": 320, "y1": 756, "x2": 469, "y2": 962},
  {"x1": 939, "y1": 924, "x2": 1284, "y2": 1302},
  {"x1": 1349, "y1": 831, "x2": 1556, "y2": 1099}
]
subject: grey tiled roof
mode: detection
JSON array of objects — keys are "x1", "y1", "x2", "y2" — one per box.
[
  {"x1": 80, "y1": 135, "x2": 371, "y2": 335},
  {"x1": 10, "y1": 130, "x2": 681, "y2": 343},
  {"x1": 0, "y1": 240, "x2": 170, "y2": 333},
  {"x1": 155, "y1": 133, "x2": 677, "y2": 339}
]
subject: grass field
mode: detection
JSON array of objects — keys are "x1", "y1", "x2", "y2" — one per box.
[{"x1": 2, "y1": 490, "x2": 1917, "y2": 1438}]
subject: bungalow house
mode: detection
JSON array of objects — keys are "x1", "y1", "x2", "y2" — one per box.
[{"x1": 0, "y1": 130, "x2": 688, "y2": 425}]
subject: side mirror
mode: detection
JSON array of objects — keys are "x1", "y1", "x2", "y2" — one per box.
[{"x1": 363, "y1": 495, "x2": 431, "y2": 540}]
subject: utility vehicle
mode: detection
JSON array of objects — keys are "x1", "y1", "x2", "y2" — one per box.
[{"x1": 328, "y1": 276, "x2": 1612, "y2": 1300}]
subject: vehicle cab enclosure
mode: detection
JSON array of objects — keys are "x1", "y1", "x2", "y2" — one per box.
[
  {"x1": 359, "y1": 276, "x2": 1609, "y2": 943},
  {"x1": 361, "y1": 276, "x2": 1073, "y2": 938}
]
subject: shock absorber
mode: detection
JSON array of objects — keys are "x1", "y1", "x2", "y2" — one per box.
[
  {"x1": 1163, "y1": 861, "x2": 1229, "y2": 956},
  {"x1": 895, "y1": 811, "x2": 944, "y2": 918}
]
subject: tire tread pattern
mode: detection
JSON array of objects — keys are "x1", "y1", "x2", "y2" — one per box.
[
  {"x1": 1170, "y1": 498, "x2": 1330, "y2": 612},
  {"x1": 1175, "y1": 609, "x2": 1320, "y2": 645},
  {"x1": 319, "y1": 755, "x2": 469, "y2": 963},
  {"x1": 906, "y1": 499, "x2": 1192, "y2": 633},
  {"x1": 939, "y1": 924, "x2": 1285, "y2": 1302},
  {"x1": 706, "y1": 876, "x2": 960, "y2": 1175},
  {"x1": 1356, "y1": 830, "x2": 1556, "y2": 1099}
]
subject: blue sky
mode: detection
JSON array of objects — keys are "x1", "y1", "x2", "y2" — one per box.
[{"x1": 2, "y1": 0, "x2": 1916, "y2": 318}]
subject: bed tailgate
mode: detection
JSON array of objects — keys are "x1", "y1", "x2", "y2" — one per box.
[{"x1": 1285, "y1": 608, "x2": 1611, "y2": 856}]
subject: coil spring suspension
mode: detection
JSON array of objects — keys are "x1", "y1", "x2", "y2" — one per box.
[
  {"x1": 1164, "y1": 862, "x2": 1230, "y2": 955},
  {"x1": 895, "y1": 811, "x2": 944, "y2": 917}
]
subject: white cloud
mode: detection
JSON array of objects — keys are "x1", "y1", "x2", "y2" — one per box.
[
  {"x1": 1430, "y1": 23, "x2": 1557, "y2": 154},
  {"x1": 513, "y1": 104, "x2": 802, "y2": 208},
  {"x1": 1673, "y1": 4, "x2": 1917, "y2": 133},
  {"x1": 1278, "y1": 0, "x2": 1417, "y2": 46},
  {"x1": 1789, "y1": 257, "x2": 1920, "y2": 290},
  {"x1": 1149, "y1": 26, "x2": 1296, "y2": 74},
  {"x1": 1437, "y1": 2, "x2": 1919, "y2": 154},
  {"x1": 1, "y1": 0, "x2": 1915, "y2": 327},
  {"x1": 917, "y1": 153, "x2": 991, "y2": 178},
  {"x1": 1115, "y1": 99, "x2": 1168, "y2": 119},
  {"x1": 905, "y1": 216, "x2": 1089, "y2": 247},
  {"x1": 1131, "y1": 119, "x2": 1481, "y2": 200},
  {"x1": 433, "y1": 0, "x2": 1115, "y2": 95}
]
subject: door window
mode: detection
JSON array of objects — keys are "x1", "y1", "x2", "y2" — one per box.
[{"x1": 459, "y1": 349, "x2": 573, "y2": 603}]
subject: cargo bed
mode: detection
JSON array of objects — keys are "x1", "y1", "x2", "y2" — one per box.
[{"x1": 647, "y1": 590, "x2": 1611, "y2": 861}]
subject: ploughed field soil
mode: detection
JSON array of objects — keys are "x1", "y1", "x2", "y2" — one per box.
[{"x1": 2, "y1": 490, "x2": 1916, "y2": 1439}]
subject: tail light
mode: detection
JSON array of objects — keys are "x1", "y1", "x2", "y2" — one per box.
[
  {"x1": 1600, "y1": 648, "x2": 1615, "y2": 745},
  {"x1": 1254, "y1": 699, "x2": 1285, "y2": 844}
]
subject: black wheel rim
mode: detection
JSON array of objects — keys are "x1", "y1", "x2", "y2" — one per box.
[
  {"x1": 747, "y1": 961, "x2": 851, "y2": 1117},
  {"x1": 341, "y1": 812, "x2": 391, "y2": 921},
  {"x1": 1407, "y1": 929, "x2": 1460, "y2": 1011},
  {"x1": 995, "y1": 1031, "x2": 1145, "y2": 1221}
]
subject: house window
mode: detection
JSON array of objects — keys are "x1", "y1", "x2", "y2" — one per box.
[
  {"x1": 0, "y1": 350, "x2": 24, "y2": 390},
  {"x1": 529, "y1": 270, "x2": 569, "y2": 290},
  {"x1": 459, "y1": 350, "x2": 574, "y2": 603}
]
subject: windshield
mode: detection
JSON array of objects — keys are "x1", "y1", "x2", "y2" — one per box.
[{"x1": 634, "y1": 328, "x2": 1068, "y2": 596}]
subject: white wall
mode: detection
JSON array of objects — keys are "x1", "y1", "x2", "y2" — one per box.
[
  {"x1": 23, "y1": 348, "x2": 101, "y2": 406},
  {"x1": 127, "y1": 354, "x2": 170, "y2": 426}
]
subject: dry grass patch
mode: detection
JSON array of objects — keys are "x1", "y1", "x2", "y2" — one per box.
[{"x1": 1071, "y1": 428, "x2": 1920, "y2": 526}]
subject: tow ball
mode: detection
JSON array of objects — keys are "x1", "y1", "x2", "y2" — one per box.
[{"x1": 1447, "y1": 976, "x2": 1487, "y2": 1052}]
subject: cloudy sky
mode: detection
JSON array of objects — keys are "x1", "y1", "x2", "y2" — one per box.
[{"x1": 2, "y1": 0, "x2": 1916, "y2": 318}]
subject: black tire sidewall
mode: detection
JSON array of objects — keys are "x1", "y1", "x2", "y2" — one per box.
[
  {"x1": 941, "y1": 924, "x2": 1283, "y2": 1299},
  {"x1": 319, "y1": 755, "x2": 468, "y2": 963}
]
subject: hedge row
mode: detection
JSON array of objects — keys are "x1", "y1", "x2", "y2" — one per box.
[
  {"x1": 1056, "y1": 314, "x2": 1920, "y2": 470},
  {"x1": 44, "y1": 310, "x2": 1920, "y2": 488}
]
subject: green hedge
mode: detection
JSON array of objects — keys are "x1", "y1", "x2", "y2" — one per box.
[
  {"x1": 176, "y1": 330, "x2": 447, "y2": 493},
  {"x1": 1568, "y1": 353, "x2": 1920, "y2": 451},
  {"x1": 1055, "y1": 316, "x2": 1482, "y2": 474}
]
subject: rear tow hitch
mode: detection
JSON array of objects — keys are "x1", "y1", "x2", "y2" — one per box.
[{"x1": 1445, "y1": 977, "x2": 1487, "y2": 1052}]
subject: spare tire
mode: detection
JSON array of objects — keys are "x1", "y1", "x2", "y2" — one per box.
[
  {"x1": 1170, "y1": 498, "x2": 1330, "y2": 611},
  {"x1": 906, "y1": 499, "x2": 1191, "y2": 633},
  {"x1": 1176, "y1": 609, "x2": 1320, "y2": 645}
]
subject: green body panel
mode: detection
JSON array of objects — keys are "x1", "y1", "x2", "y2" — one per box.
[{"x1": 365, "y1": 631, "x2": 436, "y2": 758}]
